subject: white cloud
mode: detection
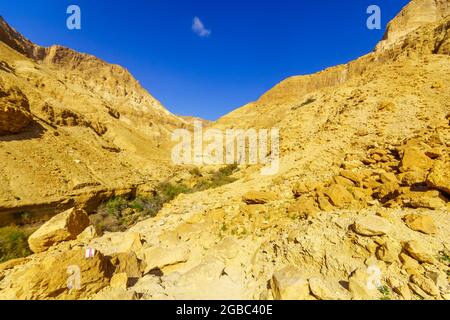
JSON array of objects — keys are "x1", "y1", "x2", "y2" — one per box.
[{"x1": 192, "y1": 16, "x2": 211, "y2": 37}]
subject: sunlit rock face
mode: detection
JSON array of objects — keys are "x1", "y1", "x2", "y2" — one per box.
[{"x1": 376, "y1": 0, "x2": 450, "y2": 52}]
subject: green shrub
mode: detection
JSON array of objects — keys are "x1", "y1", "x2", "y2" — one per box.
[
  {"x1": 218, "y1": 164, "x2": 238, "y2": 177},
  {"x1": 378, "y1": 285, "x2": 391, "y2": 300},
  {"x1": 159, "y1": 182, "x2": 193, "y2": 201},
  {"x1": 438, "y1": 252, "x2": 450, "y2": 264},
  {"x1": 0, "y1": 226, "x2": 32, "y2": 263},
  {"x1": 194, "y1": 164, "x2": 238, "y2": 191},
  {"x1": 130, "y1": 197, "x2": 145, "y2": 212},
  {"x1": 94, "y1": 165, "x2": 239, "y2": 233},
  {"x1": 106, "y1": 197, "x2": 128, "y2": 217}
]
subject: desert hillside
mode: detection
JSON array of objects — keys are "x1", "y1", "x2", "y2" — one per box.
[
  {"x1": 0, "y1": 0, "x2": 449, "y2": 300},
  {"x1": 0, "y1": 16, "x2": 190, "y2": 224}
]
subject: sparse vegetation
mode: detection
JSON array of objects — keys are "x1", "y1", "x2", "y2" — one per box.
[
  {"x1": 193, "y1": 164, "x2": 238, "y2": 191},
  {"x1": 93, "y1": 164, "x2": 239, "y2": 233},
  {"x1": 378, "y1": 285, "x2": 391, "y2": 300},
  {"x1": 105, "y1": 197, "x2": 128, "y2": 217},
  {"x1": 0, "y1": 225, "x2": 33, "y2": 263},
  {"x1": 189, "y1": 167, "x2": 202, "y2": 177},
  {"x1": 438, "y1": 252, "x2": 450, "y2": 265},
  {"x1": 159, "y1": 182, "x2": 192, "y2": 201},
  {"x1": 93, "y1": 193, "x2": 166, "y2": 233},
  {"x1": 129, "y1": 197, "x2": 145, "y2": 212},
  {"x1": 221, "y1": 223, "x2": 228, "y2": 232}
]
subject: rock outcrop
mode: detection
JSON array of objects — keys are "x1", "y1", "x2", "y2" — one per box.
[
  {"x1": 427, "y1": 160, "x2": 450, "y2": 195},
  {"x1": 271, "y1": 266, "x2": 310, "y2": 300},
  {"x1": 0, "y1": 248, "x2": 112, "y2": 299},
  {"x1": 28, "y1": 208, "x2": 90, "y2": 253},
  {"x1": 0, "y1": 82, "x2": 31, "y2": 134}
]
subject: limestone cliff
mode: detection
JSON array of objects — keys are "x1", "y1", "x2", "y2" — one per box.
[{"x1": 215, "y1": 0, "x2": 450, "y2": 130}]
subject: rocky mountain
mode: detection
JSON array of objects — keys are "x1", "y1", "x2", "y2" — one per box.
[
  {"x1": 0, "y1": 16, "x2": 188, "y2": 223},
  {"x1": 216, "y1": 0, "x2": 450, "y2": 131},
  {"x1": 0, "y1": 0, "x2": 449, "y2": 300}
]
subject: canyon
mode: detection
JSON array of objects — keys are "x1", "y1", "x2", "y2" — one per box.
[{"x1": 0, "y1": 0, "x2": 449, "y2": 300}]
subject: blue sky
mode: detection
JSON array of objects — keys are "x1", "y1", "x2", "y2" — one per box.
[{"x1": 0, "y1": 0, "x2": 410, "y2": 120}]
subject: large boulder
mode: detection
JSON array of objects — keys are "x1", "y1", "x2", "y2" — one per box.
[
  {"x1": 292, "y1": 181, "x2": 320, "y2": 197},
  {"x1": 28, "y1": 208, "x2": 90, "y2": 253},
  {"x1": 340, "y1": 170, "x2": 363, "y2": 187},
  {"x1": 427, "y1": 160, "x2": 450, "y2": 195},
  {"x1": 287, "y1": 195, "x2": 320, "y2": 219},
  {"x1": 271, "y1": 266, "x2": 310, "y2": 300},
  {"x1": 308, "y1": 277, "x2": 350, "y2": 300},
  {"x1": 110, "y1": 272, "x2": 129, "y2": 290},
  {"x1": 353, "y1": 216, "x2": 391, "y2": 236},
  {"x1": 90, "y1": 232, "x2": 143, "y2": 257},
  {"x1": 399, "y1": 253, "x2": 423, "y2": 276},
  {"x1": 109, "y1": 251, "x2": 143, "y2": 278},
  {"x1": 376, "y1": 239, "x2": 401, "y2": 263},
  {"x1": 324, "y1": 184, "x2": 354, "y2": 208},
  {"x1": 403, "y1": 240, "x2": 435, "y2": 264},
  {"x1": 141, "y1": 245, "x2": 190, "y2": 274},
  {"x1": 0, "y1": 248, "x2": 112, "y2": 300},
  {"x1": 410, "y1": 274, "x2": 439, "y2": 297},
  {"x1": 403, "y1": 214, "x2": 437, "y2": 234},
  {"x1": 407, "y1": 190, "x2": 446, "y2": 210},
  {"x1": 400, "y1": 146, "x2": 433, "y2": 173},
  {"x1": 161, "y1": 257, "x2": 250, "y2": 300}
]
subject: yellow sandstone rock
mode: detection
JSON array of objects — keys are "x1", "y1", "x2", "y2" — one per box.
[
  {"x1": 403, "y1": 214, "x2": 437, "y2": 234},
  {"x1": 271, "y1": 266, "x2": 310, "y2": 300},
  {"x1": 28, "y1": 208, "x2": 90, "y2": 253},
  {"x1": 242, "y1": 191, "x2": 278, "y2": 204},
  {"x1": 110, "y1": 272, "x2": 129, "y2": 290},
  {"x1": 353, "y1": 216, "x2": 391, "y2": 237},
  {"x1": 426, "y1": 160, "x2": 450, "y2": 195},
  {"x1": 324, "y1": 184, "x2": 354, "y2": 208},
  {"x1": 403, "y1": 240, "x2": 435, "y2": 264}
]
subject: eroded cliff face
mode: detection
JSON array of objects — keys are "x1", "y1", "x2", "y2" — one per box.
[
  {"x1": 0, "y1": 81, "x2": 32, "y2": 134},
  {"x1": 0, "y1": 16, "x2": 42, "y2": 59},
  {"x1": 216, "y1": 0, "x2": 450, "y2": 130}
]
